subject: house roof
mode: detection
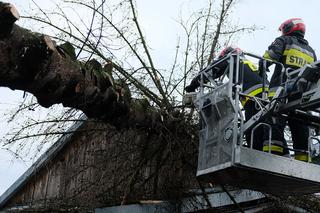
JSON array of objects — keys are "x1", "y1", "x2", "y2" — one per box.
[{"x1": 0, "y1": 116, "x2": 86, "y2": 208}]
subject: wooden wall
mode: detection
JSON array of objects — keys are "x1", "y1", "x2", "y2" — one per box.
[{"x1": 3, "y1": 120, "x2": 198, "y2": 212}]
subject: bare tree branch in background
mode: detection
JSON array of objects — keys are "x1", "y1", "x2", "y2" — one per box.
[
  {"x1": 0, "y1": 0, "x2": 260, "y2": 159},
  {"x1": 167, "y1": 0, "x2": 258, "y2": 105},
  {"x1": 0, "y1": 2, "x2": 260, "y2": 208}
]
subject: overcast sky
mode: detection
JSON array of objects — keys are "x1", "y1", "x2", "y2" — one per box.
[{"x1": 1, "y1": 0, "x2": 320, "y2": 195}]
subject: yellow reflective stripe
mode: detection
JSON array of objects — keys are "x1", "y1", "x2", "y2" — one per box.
[
  {"x1": 263, "y1": 145, "x2": 283, "y2": 153},
  {"x1": 241, "y1": 87, "x2": 268, "y2": 106},
  {"x1": 263, "y1": 51, "x2": 272, "y2": 60},
  {"x1": 283, "y1": 49, "x2": 314, "y2": 67},
  {"x1": 268, "y1": 91, "x2": 276, "y2": 98},
  {"x1": 243, "y1": 60, "x2": 258, "y2": 72},
  {"x1": 295, "y1": 154, "x2": 310, "y2": 162},
  {"x1": 268, "y1": 87, "x2": 278, "y2": 98}
]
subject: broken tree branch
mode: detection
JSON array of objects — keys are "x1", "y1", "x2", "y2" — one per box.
[{"x1": 0, "y1": 3, "x2": 128, "y2": 121}]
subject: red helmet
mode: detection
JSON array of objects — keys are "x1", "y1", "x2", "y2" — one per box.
[
  {"x1": 218, "y1": 46, "x2": 242, "y2": 58},
  {"x1": 278, "y1": 18, "x2": 305, "y2": 36}
]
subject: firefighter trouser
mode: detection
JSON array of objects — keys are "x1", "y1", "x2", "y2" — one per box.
[
  {"x1": 266, "y1": 115, "x2": 309, "y2": 155},
  {"x1": 267, "y1": 88, "x2": 309, "y2": 156},
  {"x1": 265, "y1": 116, "x2": 289, "y2": 155},
  {"x1": 244, "y1": 100, "x2": 264, "y2": 151}
]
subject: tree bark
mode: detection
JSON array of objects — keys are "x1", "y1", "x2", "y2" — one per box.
[{"x1": 0, "y1": 2, "x2": 128, "y2": 120}]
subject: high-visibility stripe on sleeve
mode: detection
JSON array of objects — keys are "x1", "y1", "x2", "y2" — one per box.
[
  {"x1": 263, "y1": 51, "x2": 272, "y2": 60},
  {"x1": 241, "y1": 86, "x2": 268, "y2": 106},
  {"x1": 268, "y1": 91, "x2": 276, "y2": 98},
  {"x1": 263, "y1": 49, "x2": 279, "y2": 61},
  {"x1": 267, "y1": 87, "x2": 278, "y2": 98},
  {"x1": 243, "y1": 60, "x2": 258, "y2": 72}
]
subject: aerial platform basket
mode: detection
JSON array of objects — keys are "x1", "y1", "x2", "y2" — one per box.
[
  {"x1": 195, "y1": 53, "x2": 320, "y2": 196},
  {"x1": 197, "y1": 144, "x2": 320, "y2": 195}
]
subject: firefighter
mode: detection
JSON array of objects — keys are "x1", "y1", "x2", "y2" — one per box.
[
  {"x1": 185, "y1": 46, "x2": 267, "y2": 150},
  {"x1": 262, "y1": 18, "x2": 317, "y2": 160}
]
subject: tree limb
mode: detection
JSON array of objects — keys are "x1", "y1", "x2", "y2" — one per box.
[{"x1": 0, "y1": 4, "x2": 127, "y2": 121}]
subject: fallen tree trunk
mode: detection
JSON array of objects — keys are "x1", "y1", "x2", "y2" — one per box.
[{"x1": 0, "y1": 3, "x2": 127, "y2": 120}]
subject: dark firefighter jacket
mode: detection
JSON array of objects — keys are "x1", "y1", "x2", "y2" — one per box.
[
  {"x1": 239, "y1": 59, "x2": 268, "y2": 106},
  {"x1": 187, "y1": 56, "x2": 267, "y2": 106},
  {"x1": 263, "y1": 34, "x2": 317, "y2": 97}
]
